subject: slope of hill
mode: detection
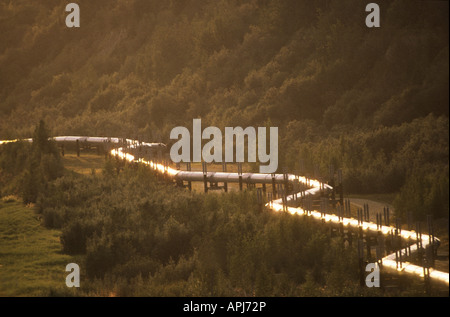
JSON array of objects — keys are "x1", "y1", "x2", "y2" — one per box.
[
  {"x1": 0, "y1": 0, "x2": 448, "y2": 219},
  {"x1": 1, "y1": 1, "x2": 447, "y2": 135}
]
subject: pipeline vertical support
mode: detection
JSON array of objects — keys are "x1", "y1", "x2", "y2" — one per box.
[
  {"x1": 268, "y1": 192, "x2": 273, "y2": 208},
  {"x1": 376, "y1": 231, "x2": 383, "y2": 264},
  {"x1": 363, "y1": 204, "x2": 366, "y2": 222},
  {"x1": 256, "y1": 188, "x2": 263, "y2": 212},
  {"x1": 416, "y1": 222, "x2": 422, "y2": 250},
  {"x1": 283, "y1": 171, "x2": 288, "y2": 211},
  {"x1": 423, "y1": 248, "x2": 431, "y2": 294},
  {"x1": 175, "y1": 162, "x2": 182, "y2": 187},
  {"x1": 76, "y1": 139, "x2": 80, "y2": 157},
  {"x1": 427, "y1": 215, "x2": 436, "y2": 260},
  {"x1": 427, "y1": 215, "x2": 433, "y2": 246},
  {"x1": 320, "y1": 197, "x2": 324, "y2": 218},
  {"x1": 395, "y1": 218, "x2": 401, "y2": 236},
  {"x1": 163, "y1": 158, "x2": 168, "y2": 182},
  {"x1": 308, "y1": 195, "x2": 312, "y2": 216},
  {"x1": 395, "y1": 249, "x2": 399, "y2": 269},
  {"x1": 271, "y1": 173, "x2": 276, "y2": 199},
  {"x1": 238, "y1": 163, "x2": 243, "y2": 192},
  {"x1": 357, "y1": 208, "x2": 360, "y2": 225},
  {"x1": 347, "y1": 199, "x2": 351, "y2": 218},
  {"x1": 338, "y1": 203, "x2": 343, "y2": 222},
  {"x1": 186, "y1": 162, "x2": 192, "y2": 191},
  {"x1": 222, "y1": 162, "x2": 228, "y2": 192},
  {"x1": 376, "y1": 213, "x2": 380, "y2": 230},
  {"x1": 283, "y1": 169, "x2": 288, "y2": 197},
  {"x1": 202, "y1": 162, "x2": 208, "y2": 193},
  {"x1": 358, "y1": 208, "x2": 363, "y2": 226},
  {"x1": 329, "y1": 165, "x2": 336, "y2": 209},
  {"x1": 407, "y1": 237, "x2": 411, "y2": 258},
  {"x1": 375, "y1": 213, "x2": 380, "y2": 231},
  {"x1": 386, "y1": 207, "x2": 390, "y2": 226},
  {"x1": 347, "y1": 228, "x2": 353, "y2": 247}
]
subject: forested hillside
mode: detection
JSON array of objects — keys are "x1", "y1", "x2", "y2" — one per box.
[{"x1": 0, "y1": 0, "x2": 448, "y2": 219}]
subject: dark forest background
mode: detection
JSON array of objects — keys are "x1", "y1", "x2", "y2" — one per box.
[
  {"x1": 0, "y1": 0, "x2": 449, "y2": 297},
  {"x1": 0, "y1": 1, "x2": 448, "y2": 219}
]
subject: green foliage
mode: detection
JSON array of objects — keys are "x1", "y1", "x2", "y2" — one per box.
[
  {"x1": 32, "y1": 163, "x2": 386, "y2": 296},
  {"x1": 394, "y1": 167, "x2": 449, "y2": 221},
  {"x1": 279, "y1": 115, "x2": 449, "y2": 220},
  {"x1": 0, "y1": 0, "x2": 448, "y2": 295},
  {"x1": 1, "y1": 146, "x2": 443, "y2": 296},
  {"x1": 0, "y1": 120, "x2": 64, "y2": 203},
  {"x1": 0, "y1": 0, "x2": 447, "y2": 136},
  {"x1": 1, "y1": 1, "x2": 447, "y2": 208},
  {"x1": 0, "y1": 200, "x2": 76, "y2": 296},
  {"x1": 23, "y1": 121, "x2": 64, "y2": 203},
  {"x1": 0, "y1": 1, "x2": 448, "y2": 216}
]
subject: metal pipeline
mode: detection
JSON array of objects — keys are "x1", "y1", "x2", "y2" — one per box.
[
  {"x1": 270, "y1": 189, "x2": 449, "y2": 286},
  {"x1": 1, "y1": 136, "x2": 448, "y2": 287}
]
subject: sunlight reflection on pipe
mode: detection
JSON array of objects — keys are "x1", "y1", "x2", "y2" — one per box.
[{"x1": 2, "y1": 137, "x2": 448, "y2": 286}]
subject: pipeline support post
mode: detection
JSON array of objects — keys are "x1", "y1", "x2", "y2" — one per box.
[
  {"x1": 427, "y1": 215, "x2": 436, "y2": 258},
  {"x1": 76, "y1": 139, "x2": 80, "y2": 157},
  {"x1": 256, "y1": 188, "x2": 263, "y2": 212},
  {"x1": 271, "y1": 173, "x2": 276, "y2": 199},
  {"x1": 238, "y1": 163, "x2": 243, "y2": 192},
  {"x1": 329, "y1": 165, "x2": 335, "y2": 209},
  {"x1": 267, "y1": 192, "x2": 273, "y2": 208},
  {"x1": 202, "y1": 162, "x2": 208, "y2": 193},
  {"x1": 222, "y1": 162, "x2": 228, "y2": 192},
  {"x1": 186, "y1": 162, "x2": 192, "y2": 191}
]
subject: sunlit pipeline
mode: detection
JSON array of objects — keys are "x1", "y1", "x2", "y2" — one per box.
[{"x1": 1, "y1": 136, "x2": 448, "y2": 286}]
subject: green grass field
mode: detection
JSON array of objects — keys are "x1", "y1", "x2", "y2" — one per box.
[
  {"x1": 0, "y1": 197, "x2": 78, "y2": 296},
  {"x1": 1, "y1": 153, "x2": 447, "y2": 296}
]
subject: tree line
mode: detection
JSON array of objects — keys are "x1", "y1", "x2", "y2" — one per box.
[
  {"x1": 0, "y1": 1, "x2": 447, "y2": 216},
  {"x1": 0, "y1": 121, "x2": 442, "y2": 296}
]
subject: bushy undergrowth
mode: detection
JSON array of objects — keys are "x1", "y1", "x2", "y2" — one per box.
[{"x1": 36, "y1": 161, "x2": 370, "y2": 296}]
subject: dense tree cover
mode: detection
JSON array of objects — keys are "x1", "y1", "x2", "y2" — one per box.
[
  {"x1": 0, "y1": 120, "x2": 63, "y2": 203},
  {"x1": 0, "y1": 2, "x2": 448, "y2": 237},
  {"x1": 0, "y1": 123, "x2": 443, "y2": 296},
  {"x1": 0, "y1": 137, "x2": 364, "y2": 296},
  {"x1": 35, "y1": 161, "x2": 406, "y2": 296},
  {"x1": 0, "y1": 0, "x2": 447, "y2": 135},
  {"x1": 280, "y1": 114, "x2": 449, "y2": 220},
  {"x1": 0, "y1": 3, "x2": 447, "y2": 165}
]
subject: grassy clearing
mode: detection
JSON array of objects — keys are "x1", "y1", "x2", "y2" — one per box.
[
  {"x1": 346, "y1": 193, "x2": 397, "y2": 206},
  {"x1": 62, "y1": 152, "x2": 106, "y2": 175},
  {"x1": 0, "y1": 198, "x2": 78, "y2": 296}
]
